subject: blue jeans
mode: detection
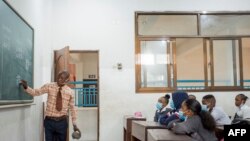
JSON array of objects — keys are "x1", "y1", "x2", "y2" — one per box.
[{"x1": 44, "y1": 117, "x2": 68, "y2": 141}]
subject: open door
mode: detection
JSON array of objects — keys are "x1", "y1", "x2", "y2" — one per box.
[
  {"x1": 54, "y1": 46, "x2": 70, "y2": 80},
  {"x1": 68, "y1": 64, "x2": 76, "y2": 88},
  {"x1": 54, "y1": 46, "x2": 70, "y2": 141},
  {"x1": 54, "y1": 46, "x2": 76, "y2": 88}
]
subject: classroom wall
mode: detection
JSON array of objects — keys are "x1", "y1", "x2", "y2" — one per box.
[
  {"x1": 0, "y1": 0, "x2": 53, "y2": 141},
  {"x1": 48, "y1": 0, "x2": 250, "y2": 141},
  {"x1": 1, "y1": 0, "x2": 250, "y2": 141},
  {"x1": 70, "y1": 53, "x2": 84, "y2": 81}
]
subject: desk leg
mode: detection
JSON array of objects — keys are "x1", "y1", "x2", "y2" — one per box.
[
  {"x1": 126, "y1": 132, "x2": 131, "y2": 141},
  {"x1": 124, "y1": 128, "x2": 126, "y2": 141},
  {"x1": 145, "y1": 128, "x2": 148, "y2": 141}
]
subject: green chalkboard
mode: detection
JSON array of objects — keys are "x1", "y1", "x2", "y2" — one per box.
[{"x1": 0, "y1": 0, "x2": 34, "y2": 105}]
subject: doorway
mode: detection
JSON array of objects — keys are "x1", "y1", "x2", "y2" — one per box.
[
  {"x1": 54, "y1": 47, "x2": 99, "y2": 141},
  {"x1": 69, "y1": 50, "x2": 99, "y2": 141}
]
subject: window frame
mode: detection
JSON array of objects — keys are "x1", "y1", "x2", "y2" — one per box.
[
  {"x1": 135, "y1": 37, "x2": 176, "y2": 93},
  {"x1": 205, "y1": 37, "x2": 243, "y2": 91},
  {"x1": 135, "y1": 11, "x2": 250, "y2": 93}
]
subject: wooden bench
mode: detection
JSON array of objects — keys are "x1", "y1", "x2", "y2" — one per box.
[
  {"x1": 131, "y1": 121, "x2": 168, "y2": 141},
  {"x1": 123, "y1": 115, "x2": 146, "y2": 141},
  {"x1": 147, "y1": 129, "x2": 192, "y2": 141}
]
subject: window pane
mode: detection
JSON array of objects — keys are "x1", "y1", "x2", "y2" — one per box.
[
  {"x1": 176, "y1": 38, "x2": 204, "y2": 90},
  {"x1": 138, "y1": 15, "x2": 198, "y2": 35},
  {"x1": 206, "y1": 39, "x2": 211, "y2": 87},
  {"x1": 140, "y1": 41, "x2": 168, "y2": 87},
  {"x1": 201, "y1": 15, "x2": 250, "y2": 35},
  {"x1": 235, "y1": 41, "x2": 240, "y2": 86},
  {"x1": 242, "y1": 38, "x2": 250, "y2": 88},
  {"x1": 213, "y1": 40, "x2": 240, "y2": 86}
]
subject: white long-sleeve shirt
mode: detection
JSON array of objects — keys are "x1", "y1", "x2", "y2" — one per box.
[
  {"x1": 211, "y1": 107, "x2": 231, "y2": 125},
  {"x1": 236, "y1": 104, "x2": 250, "y2": 119}
]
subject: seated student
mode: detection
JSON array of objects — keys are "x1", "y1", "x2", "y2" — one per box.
[
  {"x1": 189, "y1": 94, "x2": 196, "y2": 100},
  {"x1": 159, "y1": 91, "x2": 189, "y2": 125},
  {"x1": 169, "y1": 99, "x2": 217, "y2": 141},
  {"x1": 154, "y1": 94, "x2": 172, "y2": 122},
  {"x1": 202, "y1": 94, "x2": 231, "y2": 125},
  {"x1": 233, "y1": 94, "x2": 250, "y2": 120}
]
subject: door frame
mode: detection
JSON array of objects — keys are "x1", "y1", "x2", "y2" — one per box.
[{"x1": 70, "y1": 50, "x2": 100, "y2": 141}]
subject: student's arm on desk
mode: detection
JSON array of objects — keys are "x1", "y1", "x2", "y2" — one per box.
[
  {"x1": 172, "y1": 120, "x2": 196, "y2": 135},
  {"x1": 172, "y1": 123, "x2": 188, "y2": 134},
  {"x1": 159, "y1": 114, "x2": 178, "y2": 126},
  {"x1": 154, "y1": 110, "x2": 159, "y2": 122}
]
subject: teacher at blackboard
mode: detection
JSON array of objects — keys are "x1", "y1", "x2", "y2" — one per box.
[{"x1": 20, "y1": 70, "x2": 80, "y2": 141}]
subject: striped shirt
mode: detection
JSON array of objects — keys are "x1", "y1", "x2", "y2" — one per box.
[{"x1": 25, "y1": 82, "x2": 77, "y2": 125}]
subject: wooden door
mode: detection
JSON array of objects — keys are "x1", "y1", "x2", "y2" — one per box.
[
  {"x1": 68, "y1": 63, "x2": 76, "y2": 88},
  {"x1": 54, "y1": 46, "x2": 70, "y2": 141},
  {"x1": 54, "y1": 46, "x2": 70, "y2": 81}
]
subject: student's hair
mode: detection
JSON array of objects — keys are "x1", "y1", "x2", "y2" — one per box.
[
  {"x1": 184, "y1": 99, "x2": 216, "y2": 131},
  {"x1": 172, "y1": 91, "x2": 188, "y2": 110},
  {"x1": 202, "y1": 94, "x2": 216, "y2": 112},
  {"x1": 58, "y1": 70, "x2": 70, "y2": 79},
  {"x1": 188, "y1": 94, "x2": 196, "y2": 100},
  {"x1": 237, "y1": 94, "x2": 248, "y2": 103},
  {"x1": 163, "y1": 94, "x2": 170, "y2": 104}
]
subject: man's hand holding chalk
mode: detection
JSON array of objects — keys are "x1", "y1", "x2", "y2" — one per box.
[{"x1": 20, "y1": 80, "x2": 28, "y2": 89}]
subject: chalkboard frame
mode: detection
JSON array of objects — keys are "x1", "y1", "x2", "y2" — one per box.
[{"x1": 0, "y1": 0, "x2": 34, "y2": 105}]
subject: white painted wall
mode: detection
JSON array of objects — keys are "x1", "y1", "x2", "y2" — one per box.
[
  {"x1": 70, "y1": 53, "x2": 84, "y2": 81},
  {"x1": 70, "y1": 53, "x2": 98, "y2": 80},
  {"x1": 0, "y1": 0, "x2": 53, "y2": 141},
  {"x1": 49, "y1": 0, "x2": 250, "y2": 140},
  {"x1": 1, "y1": 0, "x2": 250, "y2": 141},
  {"x1": 69, "y1": 108, "x2": 98, "y2": 141},
  {"x1": 48, "y1": 1, "x2": 250, "y2": 141},
  {"x1": 82, "y1": 53, "x2": 98, "y2": 79}
]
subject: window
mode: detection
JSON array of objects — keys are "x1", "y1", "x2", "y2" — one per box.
[
  {"x1": 176, "y1": 38, "x2": 204, "y2": 90},
  {"x1": 200, "y1": 15, "x2": 250, "y2": 36},
  {"x1": 205, "y1": 39, "x2": 242, "y2": 90},
  {"x1": 136, "y1": 39, "x2": 175, "y2": 92},
  {"x1": 138, "y1": 15, "x2": 198, "y2": 35},
  {"x1": 242, "y1": 38, "x2": 250, "y2": 89},
  {"x1": 135, "y1": 12, "x2": 250, "y2": 93}
]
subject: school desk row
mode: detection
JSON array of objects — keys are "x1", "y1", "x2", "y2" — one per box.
[{"x1": 123, "y1": 115, "x2": 192, "y2": 141}]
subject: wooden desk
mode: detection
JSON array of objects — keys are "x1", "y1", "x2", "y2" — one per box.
[
  {"x1": 131, "y1": 121, "x2": 168, "y2": 141},
  {"x1": 147, "y1": 129, "x2": 192, "y2": 141},
  {"x1": 123, "y1": 115, "x2": 146, "y2": 141}
]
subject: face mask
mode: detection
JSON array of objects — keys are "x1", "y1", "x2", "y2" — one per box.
[
  {"x1": 201, "y1": 104, "x2": 208, "y2": 111},
  {"x1": 156, "y1": 102, "x2": 162, "y2": 110},
  {"x1": 170, "y1": 100, "x2": 175, "y2": 109},
  {"x1": 178, "y1": 111, "x2": 187, "y2": 121}
]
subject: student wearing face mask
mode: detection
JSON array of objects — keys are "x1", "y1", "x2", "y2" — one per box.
[
  {"x1": 202, "y1": 94, "x2": 231, "y2": 125},
  {"x1": 159, "y1": 91, "x2": 189, "y2": 125},
  {"x1": 154, "y1": 94, "x2": 172, "y2": 122},
  {"x1": 169, "y1": 99, "x2": 217, "y2": 141},
  {"x1": 233, "y1": 94, "x2": 250, "y2": 120}
]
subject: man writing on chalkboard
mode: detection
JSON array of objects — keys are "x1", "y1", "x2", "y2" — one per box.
[{"x1": 20, "y1": 70, "x2": 80, "y2": 141}]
